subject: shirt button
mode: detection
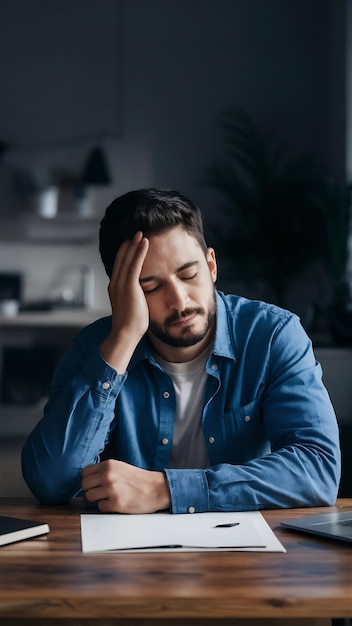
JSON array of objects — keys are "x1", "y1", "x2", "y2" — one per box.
[
  {"x1": 211, "y1": 363, "x2": 218, "y2": 371},
  {"x1": 161, "y1": 437, "x2": 169, "y2": 445},
  {"x1": 244, "y1": 415, "x2": 251, "y2": 422},
  {"x1": 163, "y1": 391, "x2": 170, "y2": 399},
  {"x1": 208, "y1": 436, "x2": 215, "y2": 444},
  {"x1": 188, "y1": 506, "x2": 196, "y2": 514},
  {"x1": 102, "y1": 381, "x2": 110, "y2": 390}
]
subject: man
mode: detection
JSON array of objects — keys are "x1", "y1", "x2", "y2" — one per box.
[{"x1": 22, "y1": 187, "x2": 340, "y2": 513}]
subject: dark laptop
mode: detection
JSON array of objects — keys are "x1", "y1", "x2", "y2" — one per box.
[{"x1": 281, "y1": 510, "x2": 352, "y2": 543}]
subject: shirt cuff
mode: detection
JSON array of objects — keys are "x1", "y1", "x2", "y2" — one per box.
[
  {"x1": 164, "y1": 468, "x2": 209, "y2": 514},
  {"x1": 84, "y1": 352, "x2": 127, "y2": 399}
]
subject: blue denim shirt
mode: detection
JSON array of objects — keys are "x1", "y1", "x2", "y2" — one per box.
[{"x1": 22, "y1": 291, "x2": 340, "y2": 512}]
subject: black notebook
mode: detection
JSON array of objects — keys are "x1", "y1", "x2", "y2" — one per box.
[{"x1": 0, "y1": 515, "x2": 50, "y2": 546}]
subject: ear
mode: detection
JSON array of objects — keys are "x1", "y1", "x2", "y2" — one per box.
[{"x1": 206, "y1": 247, "x2": 217, "y2": 283}]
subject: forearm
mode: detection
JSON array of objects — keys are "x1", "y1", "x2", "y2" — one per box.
[
  {"x1": 165, "y1": 441, "x2": 340, "y2": 514},
  {"x1": 22, "y1": 352, "x2": 124, "y2": 504}
]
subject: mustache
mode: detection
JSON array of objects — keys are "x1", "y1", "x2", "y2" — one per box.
[{"x1": 165, "y1": 308, "x2": 204, "y2": 326}]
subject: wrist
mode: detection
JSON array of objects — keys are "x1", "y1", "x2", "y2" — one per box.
[
  {"x1": 100, "y1": 330, "x2": 140, "y2": 373},
  {"x1": 154, "y1": 471, "x2": 171, "y2": 512}
]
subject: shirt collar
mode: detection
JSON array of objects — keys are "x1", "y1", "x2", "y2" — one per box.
[{"x1": 212, "y1": 290, "x2": 236, "y2": 361}]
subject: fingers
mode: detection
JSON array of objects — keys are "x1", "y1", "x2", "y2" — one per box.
[
  {"x1": 82, "y1": 461, "x2": 122, "y2": 510},
  {"x1": 81, "y1": 460, "x2": 170, "y2": 514},
  {"x1": 105, "y1": 232, "x2": 150, "y2": 346},
  {"x1": 81, "y1": 463, "x2": 100, "y2": 485},
  {"x1": 82, "y1": 463, "x2": 110, "y2": 504},
  {"x1": 110, "y1": 231, "x2": 149, "y2": 292},
  {"x1": 81, "y1": 464, "x2": 102, "y2": 496},
  {"x1": 107, "y1": 233, "x2": 150, "y2": 337}
]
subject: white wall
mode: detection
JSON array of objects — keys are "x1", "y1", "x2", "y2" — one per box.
[{"x1": 0, "y1": 0, "x2": 345, "y2": 314}]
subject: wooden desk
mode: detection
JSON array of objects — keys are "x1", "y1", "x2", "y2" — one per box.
[{"x1": 1, "y1": 498, "x2": 352, "y2": 626}]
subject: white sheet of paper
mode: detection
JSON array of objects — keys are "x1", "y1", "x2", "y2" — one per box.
[{"x1": 81, "y1": 511, "x2": 286, "y2": 553}]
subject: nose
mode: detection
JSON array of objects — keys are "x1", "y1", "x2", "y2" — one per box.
[{"x1": 166, "y1": 280, "x2": 188, "y2": 311}]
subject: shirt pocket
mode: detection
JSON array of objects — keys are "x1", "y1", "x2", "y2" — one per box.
[{"x1": 221, "y1": 399, "x2": 269, "y2": 463}]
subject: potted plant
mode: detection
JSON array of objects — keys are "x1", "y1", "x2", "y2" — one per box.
[
  {"x1": 311, "y1": 178, "x2": 352, "y2": 345},
  {"x1": 202, "y1": 106, "x2": 352, "y2": 342}
]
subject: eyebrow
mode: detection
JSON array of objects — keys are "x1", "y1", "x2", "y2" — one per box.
[{"x1": 139, "y1": 261, "x2": 199, "y2": 284}]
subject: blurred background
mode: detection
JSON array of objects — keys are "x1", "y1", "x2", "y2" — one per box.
[{"x1": 0, "y1": 0, "x2": 351, "y2": 496}]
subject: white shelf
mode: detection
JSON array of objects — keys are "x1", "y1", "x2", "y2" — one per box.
[
  {"x1": 0, "y1": 214, "x2": 98, "y2": 243},
  {"x1": 0, "y1": 308, "x2": 110, "y2": 328}
]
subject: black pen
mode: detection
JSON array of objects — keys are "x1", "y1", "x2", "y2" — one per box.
[{"x1": 214, "y1": 522, "x2": 240, "y2": 528}]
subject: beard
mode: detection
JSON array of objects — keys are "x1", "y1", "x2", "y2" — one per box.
[{"x1": 148, "y1": 289, "x2": 216, "y2": 348}]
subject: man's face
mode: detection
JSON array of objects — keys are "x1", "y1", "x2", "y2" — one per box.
[{"x1": 139, "y1": 226, "x2": 217, "y2": 355}]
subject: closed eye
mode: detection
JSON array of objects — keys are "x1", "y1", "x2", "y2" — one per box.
[
  {"x1": 142, "y1": 274, "x2": 196, "y2": 294},
  {"x1": 143, "y1": 284, "x2": 161, "y2": 294},
  {"x1": 181, "y1": 272, "x2": 197, "y2": 281},
  {"x1": 141, "y1": 262, "x2": 199, "y2": 294}
]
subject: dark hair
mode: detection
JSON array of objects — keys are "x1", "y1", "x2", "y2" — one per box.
[{"x1": 99, "y1": 187, "x2": 207, "y2": 277}]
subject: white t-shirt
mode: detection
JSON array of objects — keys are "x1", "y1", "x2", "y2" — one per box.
[{"x1": 154, "y1": 346, "x2": 211, "y2": 469}]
